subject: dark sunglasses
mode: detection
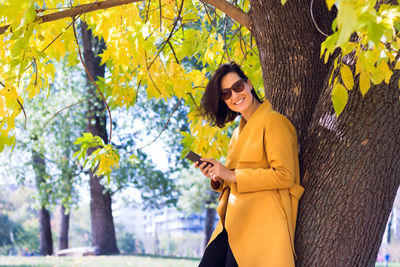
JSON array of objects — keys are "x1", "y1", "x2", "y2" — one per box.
[{"x1": 220, "y1": 78, "x2": 247, "y2": 100}]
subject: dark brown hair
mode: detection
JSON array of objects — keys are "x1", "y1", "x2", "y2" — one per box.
[{"x1": 200, "y1": 62, "x2": 263, "y2": 128}]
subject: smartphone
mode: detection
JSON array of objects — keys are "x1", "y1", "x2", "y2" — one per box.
[
  {"x1": 185, "y1": 151, "x2": 213, "y2": 167},
  {"x1": 185, "y1": 151, "x2": 220, "y2": 189}
]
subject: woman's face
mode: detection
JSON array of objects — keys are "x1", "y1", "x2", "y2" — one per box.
[{"x1": 220, "y1": 72, "x2": 253, "y2": 114}]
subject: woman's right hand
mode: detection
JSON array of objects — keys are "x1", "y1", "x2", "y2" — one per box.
[{"x1": 194, "y1": 161, "x2": 217, "y2": 182}]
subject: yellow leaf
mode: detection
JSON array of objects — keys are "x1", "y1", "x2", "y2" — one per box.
[
  {"x1": 340, "y1": 64, "x2": 354, "y2": 90},
  {"x1": 355, "y1": 58, "x2": 362, "y2": 75},
  {"x1": 331, "y1": 82, "x2": 348, "y2": 117},
  {"x1": 359, "y1": 70, "x2": 371, "y2": 97},
  {"x1": 371, "y1": 61, "x2": 392, "y2": 84},
  {"x1": 395, "y1": 60, "x2": 400, "y2": 70},
  {"x1": 325, "y1": 0, "x2": 336, "y2": 10}
]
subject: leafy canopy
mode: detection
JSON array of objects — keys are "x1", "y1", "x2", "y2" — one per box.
[
  {"x1": 0, "y1": 0, "x2": 260, "y2": 176},
  {"x1": 1, "y1": 0, "x2": 400, "y2": 175}
]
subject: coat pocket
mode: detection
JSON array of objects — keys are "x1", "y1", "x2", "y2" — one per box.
[
  {"x1": 273, "y1": 190, "x2": 287, "y2": 220},
  {"x1": 289, "y1": 183, "x2": 304, "y2": 230}
]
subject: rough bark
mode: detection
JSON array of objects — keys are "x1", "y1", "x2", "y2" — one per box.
[
  {"x1": 81, "y1": 22, "x2": 119, "y2": 255},
  {"x1": 249, "y1": 0, "x2": 335, "y2": 146},
  {"x1": 249, "y1": 0, "x2": 400, "y2": 265},
  {"x1": 32, "y1": 149, "x2": 53, "y2": 256},
  {"x1": 58, "y1": 205, "x2": 70, "y2": 250},
  {"x1": 296, "y1": 68, "x2": 400, "y2": 266}
]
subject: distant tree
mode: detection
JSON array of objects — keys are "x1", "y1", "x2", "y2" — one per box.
[
  {"x1": 177, "y1": 166, "x2": 219, "y2": 249},
  {"x1": 0, "y1": 214, "x2": 20, "y2": 252},
  {"x1": 30, "y1": 139, "x2": 53, "y2": 255},
  {"x1": 0, "y1": 186, "x2": 40, "y2": 255}
]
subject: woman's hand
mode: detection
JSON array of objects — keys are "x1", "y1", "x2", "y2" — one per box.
[{"x1": 194, "y1": 158, "x2": 236, "y2": 183}]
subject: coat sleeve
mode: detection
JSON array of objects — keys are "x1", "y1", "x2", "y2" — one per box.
[
  {"x1": 210, "y1": 179, "x2": 224, "y2": 192},
  {"x1": 235, "y1": 113, "x2": 298, "y2": 193}
]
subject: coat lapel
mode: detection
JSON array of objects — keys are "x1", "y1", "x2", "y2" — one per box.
[{"x1": 225, "y1": 100, "x2": 273, "y2": 170}]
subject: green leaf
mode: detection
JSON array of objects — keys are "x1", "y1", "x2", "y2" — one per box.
[
  {"x1": 23, "y1": 2, "x2": 36, "y2": 25},
  {"x1": 341, "y1": 42, "x2": 357, "y2": 55},
  {"x1": 332, "y1": 83, "x2": 348, "y2": 117},
  {"x1": 367, "y1": 21, "x2": 384, "y2": 45},
  {"x1": 337, "y1": 1, "x2": 357, "y2": 46},
  {"x1": 67, "y1": 51, "x2": 79, "y2": 66},
  {"x1": 340, "y1": 64, "x2": 354, "y2": 90},
  {"x1": 320, "y1": 32, "x2": 339, "y2": 63},
  {"x1": 10, "y1": 38, "x2": 25, "y2": 58}
]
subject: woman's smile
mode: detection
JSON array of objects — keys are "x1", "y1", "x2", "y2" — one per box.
[{"x1": 233, "y1": 97, "x2": 245, "y2": 105}]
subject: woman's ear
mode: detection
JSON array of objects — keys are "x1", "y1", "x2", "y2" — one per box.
[{"x1": 247, "y1": 79, "x2": 253, "y2": 89}]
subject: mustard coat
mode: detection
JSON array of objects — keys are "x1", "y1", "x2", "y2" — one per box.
[{"x1": 207, "y1": 100, "x2": 304, "y2": 267}]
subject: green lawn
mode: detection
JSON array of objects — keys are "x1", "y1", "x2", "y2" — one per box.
[
  {"x1": 0, "y1": 255, "x2": 200, "y2": 267},
  {"x1": 376, "y1": 264, "x2": 400, "y2": 267},
  {"x1": 1, "y1": 256, "x2": 398, "y2": 267}
]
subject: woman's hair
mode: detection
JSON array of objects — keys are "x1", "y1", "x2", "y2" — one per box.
[{"x1": 200, "y1": 62, "x2": 263, "y2": 128}]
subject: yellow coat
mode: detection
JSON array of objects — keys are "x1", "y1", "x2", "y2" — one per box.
[{"x1": 208, "y1": 100, "x2": 304, "y2": 267}]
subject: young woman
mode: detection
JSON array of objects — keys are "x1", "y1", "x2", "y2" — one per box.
[{"x1": 194, "y1": 62, "x2": 304, "y2": 267}]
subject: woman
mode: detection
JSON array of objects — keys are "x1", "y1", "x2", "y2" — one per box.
[{"x1": 194, "y1": 62, "x2": 304, "y2": 267}]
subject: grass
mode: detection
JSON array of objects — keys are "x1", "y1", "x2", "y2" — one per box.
[
  {"x1": 1, "y1": 256, "x2": 398, "y2": 267},
  {"x1": 0, "y1": 255, "x2": 200, "y2": 267}
]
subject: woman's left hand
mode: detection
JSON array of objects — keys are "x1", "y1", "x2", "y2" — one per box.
[{"x1": 200, "y1": 158, "x2": 236, "y2": 183}]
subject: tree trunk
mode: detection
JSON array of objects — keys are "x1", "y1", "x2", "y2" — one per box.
[
  {"x1": 297, "y1": 69, "x2": 400, "y2": 266},
  {"x1": 204, "y1": 189, "x2": 217, "y2": 249},
  {"x1": 81, "y1": 21, "x2": 119, "y2": 255},
  {"x1": 58, "y1": 205, "x2": 70, "y2": 250},
  {"x1": 32, "y1": 148, "x2": 53, "y2": 256},
  {"x1": 249, "y1": 0, "x2": 335, "y2": 146},
  {"x1": 204, "y1": 207, "x2": 216, "y2": 248},
  {"x1": 249, "y1": 0, "x2": 400, "y2": 265},
  {"x1": 38, "y1": 207, "x2": 53, "y2": 255}
]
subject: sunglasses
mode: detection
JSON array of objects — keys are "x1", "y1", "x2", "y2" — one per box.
[{"x1": 220, "y1": 78, "x2": 247, "y2": 100}]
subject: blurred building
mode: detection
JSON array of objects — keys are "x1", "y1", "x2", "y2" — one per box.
[
  {"x1": 116, "y1": 205, "x2": 217, "y2": 257},
  {"x1": 378, "y1": 187, "x2": 400, "y2": 263}
]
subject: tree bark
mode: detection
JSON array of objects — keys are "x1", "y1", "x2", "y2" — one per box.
[
  {"x1": 204, "y1": 191, "x2": 218, "y2": 249},
  {"x1": 58, "y1": 205, "x2": 70, "y2": 250},
  {"x1": 249, "y1": 0, "x2": 335, "y2": 146},
  {"x1": 296, "y1": 67, "x2": 400, "y2": 266},
  {"x1": 249, "y1": 0, "x2": 400, "y2": 265},
  {"x1": 32, "y1": 148, "x2": 53, "y2": 256},
  {"x1": 81, "y1": 21, "x2": 119, "y2": 255}
]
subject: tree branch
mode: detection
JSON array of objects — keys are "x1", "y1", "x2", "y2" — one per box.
[
  {"x1": 200, "y1": 0, "x2": 250, "y2": 29},
  {"x1": 40, "y1": 97, "x2": 92, "y2": 133},
  {"x1": 129, "y1": 97, "x2": 183, "y2": 152},
  {"x1": 0, "y1": 0, "x2": 143, "y2": 35}
]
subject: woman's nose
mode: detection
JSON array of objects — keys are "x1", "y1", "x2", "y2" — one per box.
[{"x1": 231, "y1": 90, "x2": 241, "y2": 99}]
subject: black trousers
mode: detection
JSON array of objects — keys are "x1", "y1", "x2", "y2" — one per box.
[{"x1": 198, "y1": 228, "x2": 239, "y2": 267}]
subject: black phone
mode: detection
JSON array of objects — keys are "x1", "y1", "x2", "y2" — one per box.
[
  {"x1": 185, "y1": 151, "x2": 213, "y2": 167},
  {"x1": 185, "y1": 151, "x2": 220, "y2": 189}
]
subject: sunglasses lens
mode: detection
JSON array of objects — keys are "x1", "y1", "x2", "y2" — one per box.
[
  {"x1": 232, "y1": 79, "x2": 245, "y2": 92},
  {"x1": 220, "y1": 79, "x2": 246, "y2": 100},
  {"x1": 221, "y1": 89, "x2": 232, "y2": 100}
]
